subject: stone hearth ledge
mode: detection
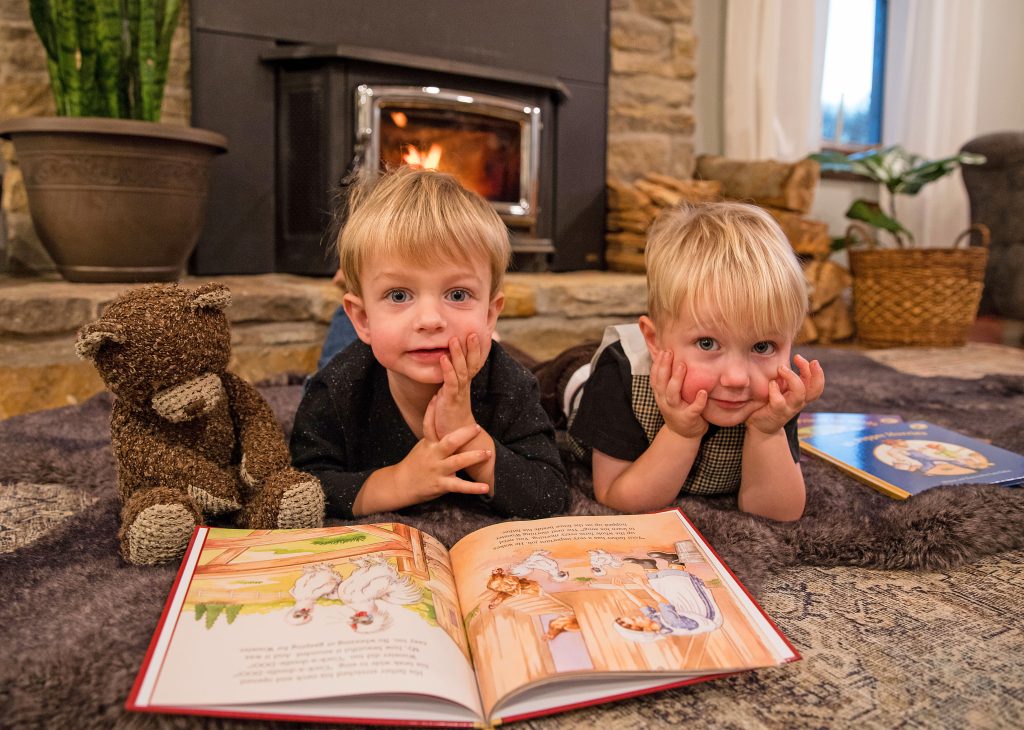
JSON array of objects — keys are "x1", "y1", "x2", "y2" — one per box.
[{"x1": 0, "y1": 271, "x2": 646, "y2": 419}]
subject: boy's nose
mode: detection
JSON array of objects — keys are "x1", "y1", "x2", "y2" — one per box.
[
  {"x1": 719, "y1": 359, "x2": 750, "y2": 388},
  {"x1": 414, "y1": 300, "x2": 446, "y2": 331}
]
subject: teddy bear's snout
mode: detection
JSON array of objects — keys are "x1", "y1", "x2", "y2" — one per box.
[{"x1": 151, "y1": 372, "x2": 226, "y2": 423}]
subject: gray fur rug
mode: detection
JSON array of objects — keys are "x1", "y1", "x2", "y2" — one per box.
[{"x1": 1, "y1": 346, "x2": 1022, "y2": 729}]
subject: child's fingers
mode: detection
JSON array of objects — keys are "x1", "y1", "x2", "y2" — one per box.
[
  {"x1": 793, "y1": 355, "x2": 825, "y2": 400},
  {"x1": 423, "y1": 395, "x2": 439, "y2": 441},
  {"x1": 688, "y1": 389, "x2": 708, "y2": 414},
  {"x1": 444, "y1": 448, "x2": 493, "y2": 473},
  {"x1": 466, "y1": 332, "x2": 483, "y2": 375},
  {"x1": 448, "y1": 336, "x2": 470, "y2": 383},
  {"x1": 778, "y1": 365, "x2": 806, "y2": 404},
  {"x1": 439, "y1": 353, "x2": 460, "y2": 393},
  {"x1": 438, "y1": 475, "x2": 491, "y2": 496},
  {"x1": 666, "y1": 359, "x2": 687, "y2": 405},
  {"x1": 806, "y1": 359, "x2": 825, "y2": 401},
  {"x1": 767, "y1": 379, "x2": 789, "y2": 411},
  {"x1": 793, "y1": 354, "x2": 813, "y2": 390},
  {"x1": 793, "y1": 353, "x2": 810, "y2": 375},
  {"x1": 650, "y1": 350, "x2": 669, "y2": 391},
  {"x1": 437, "y1": 423, "x2": 483, "y2": 453}
]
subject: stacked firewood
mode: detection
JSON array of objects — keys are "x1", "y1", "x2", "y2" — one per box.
[
  {"x1": 605, "y1": 156, "x2": 853, "y2": 344},
  {"x1": 606, "y1": 173, "x2": 723, "y2": 273},
  {"x1": 798, "y1": 259, "x2": 855, "y2": 345}
]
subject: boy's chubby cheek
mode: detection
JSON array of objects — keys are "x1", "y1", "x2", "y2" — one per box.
[{"x1": 679, "y1": 371, "x2": 717, "y2": 403}]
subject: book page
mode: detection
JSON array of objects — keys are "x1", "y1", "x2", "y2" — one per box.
[
  {"x1": 132, "y1": 524, "x2": 482, "y2": 720},
  {"x1": 448, "y1": 511, "x2": 796, "y2": 722}
]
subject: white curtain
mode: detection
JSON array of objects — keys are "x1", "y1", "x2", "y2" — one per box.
[
  {"x1": 883, "y1": 0, "x2": 983, "y2": 247},
  {"x1": 723, "y1": 0, "x2": 829, "y2": 161}
]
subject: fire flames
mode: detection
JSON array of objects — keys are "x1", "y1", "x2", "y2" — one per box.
[{"x1": 402, "y1": 143, "x2": 443, "y2": 170}]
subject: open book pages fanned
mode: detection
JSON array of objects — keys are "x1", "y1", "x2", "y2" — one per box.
[
  {"x1": 127, "y1": 509, "x2": 799, "y2": 727},
  {"x1": 798, "y1": 413, "x2": 1024, "y2": 499}
]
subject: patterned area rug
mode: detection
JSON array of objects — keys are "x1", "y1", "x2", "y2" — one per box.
[
  {"x1": 1, "y1": 345, "x2": 1023, "y2": 728},
  {"x1": 863, "y1": 342, "x2": 1024, "y2": 379},
  {"x1": 0, "y1": 482, "x2": 97, "y2": 553}
]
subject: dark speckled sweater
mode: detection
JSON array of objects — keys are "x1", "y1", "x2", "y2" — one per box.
[{"x1": 290, "y1": 341, "x2": 569, "y2": 520}]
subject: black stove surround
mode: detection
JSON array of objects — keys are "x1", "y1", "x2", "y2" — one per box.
[{"x1": 190, "y1": 0, "x2": 609, "y2": 276}]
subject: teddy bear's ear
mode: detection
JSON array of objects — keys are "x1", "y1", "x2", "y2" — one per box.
[
  {"x1": 75, "y1": 321, "x2": 126, "y2": 361},
  {"x1": 190, "y1": 283, "x2": 231, "y2": 312}
]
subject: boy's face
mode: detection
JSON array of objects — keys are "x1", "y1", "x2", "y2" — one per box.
[
  {"x1": 640, "y1": 314, "x2": 793, "y2": 428},
  {"x1": 344, "y1": 251, "x2": 504, "y2": 387}
]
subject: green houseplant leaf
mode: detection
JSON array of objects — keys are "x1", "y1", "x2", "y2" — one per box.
[
  {"x1": 809, "y1": 145, "x2": 987, "y2": 248},
  {"x1": 846, "y1": 199, "x2": 913, "y2": 245},
  {"x1": 28, "y1": 0, "x2": 182, "y2": 122},
  {"x1": 896, "y1": 152, "x2": 988, "y2": 195}
]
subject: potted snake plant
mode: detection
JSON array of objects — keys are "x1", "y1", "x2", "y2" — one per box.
[
  {"x1": 809, "y1": 145, "x2": 989, "y2": 347},
  {"x1": 0, "y1": 0, "x2": 227, "y2": 282}
]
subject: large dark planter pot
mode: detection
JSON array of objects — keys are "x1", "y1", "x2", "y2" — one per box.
[{"x1": 0, "y1": 117, "x2": 227, "y2": 283}]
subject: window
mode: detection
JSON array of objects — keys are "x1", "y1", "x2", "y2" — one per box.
[{"x1": 820, "y1": 0, "x2": 888, "y2": 148}]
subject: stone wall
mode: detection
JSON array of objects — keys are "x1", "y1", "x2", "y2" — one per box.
[
  {"x1": 0, "y1": 0, "x2": 192, "y2": 274},
  {"x1": 607, "y1": 0, "x2": 697, "y2": 182},
  {"x1": 0, "y1": 271, "x2": 646, "y2": 419}
]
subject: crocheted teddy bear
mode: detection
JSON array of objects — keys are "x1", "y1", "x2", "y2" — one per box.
[{"x1": 76, "y1": 283, "x2": 325, "y2": 565}]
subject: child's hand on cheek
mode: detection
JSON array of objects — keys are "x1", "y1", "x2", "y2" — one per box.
[
  {"x1": 746, "y1": 356, "x2": 824, "y2": 434},
  {"x1": 794, "y1": 354, "x2": 825, "y2": 404},
  {"x1": 433, "y1": 333, "x2": 485, "y2": 439},
  {"x1": 650, "y1": 350, "x2": 709, "y2": 439}
]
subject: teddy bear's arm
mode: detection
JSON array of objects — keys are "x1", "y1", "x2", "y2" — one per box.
[
  {"x1": 220, "y1": 372, "x2": 292, "y2": 484},
  {"x1": 111, "y1": 405, "x2": 242, "y2": 511}
]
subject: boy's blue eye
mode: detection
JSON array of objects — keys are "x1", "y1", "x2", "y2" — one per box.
[
  {"x1": 385, "y1": 289, "x2": 410, "y2": 304},
  {"x1": 447, "y1": 288, "x2": 472, "y2": 303},
  {"x1": 752, "y1": 341, "x2": 776, "y2": 355},
  {"x1": 696, "y1": 337, "x2": 718, "y2": 351}
]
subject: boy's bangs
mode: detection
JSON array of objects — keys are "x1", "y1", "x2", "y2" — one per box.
[
  {"x1": 353, "y1": 206, "x2": 501, "y2": 289},
  {"x1": 372, "y1": 220, "x2": 478, "y2": 270},
  {"x1": 682, "y1": 285, "x2": 780, "y2": 339},
  {"x1": 680, "y1": 266, "x2": 806, "y2": 340}
]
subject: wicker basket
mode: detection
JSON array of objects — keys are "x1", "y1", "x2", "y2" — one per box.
[{"x1": 848, "y1": 223, "x2": 990, "y2": 348}]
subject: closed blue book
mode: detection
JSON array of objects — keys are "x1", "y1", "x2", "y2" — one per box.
[{"x1": 798, "y1": 413, "x2": 1024, "y2": 499}]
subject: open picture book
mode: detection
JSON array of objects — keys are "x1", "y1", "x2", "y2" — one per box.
[
  {"x1": 798, "y1": 412, "x2": 1024, "y2": 499},
  {"x1": 127, "y1": 509, "x2": 799, "y2": 727}
]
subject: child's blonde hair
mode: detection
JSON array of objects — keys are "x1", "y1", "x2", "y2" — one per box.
[
  {"x1": 336, "y1": 166, "x2": 511, "y2": 298},
  {"x1": 644, "y1": 202, "x2": 808, "y2": 338}
]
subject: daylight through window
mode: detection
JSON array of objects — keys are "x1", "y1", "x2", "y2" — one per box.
[{"x1": 820, "y1": 0, "x2": 887, "y2": 147}]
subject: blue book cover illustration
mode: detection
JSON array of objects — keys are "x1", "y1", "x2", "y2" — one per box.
[{"x1": 798, "y1": 413, "x2": 1024, "y2": 499}]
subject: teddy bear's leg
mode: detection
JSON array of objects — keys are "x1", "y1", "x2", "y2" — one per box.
[
  {"x1": 119, "y1": 488, "x2": 202, "y2": 565},
  {"x1": 237, "y1": 468, "x2": 325, "y2": 530}
]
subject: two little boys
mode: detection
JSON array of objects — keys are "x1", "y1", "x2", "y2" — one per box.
[{"x1": 291, "y1": 167, "x2": 823, "y2": 523}]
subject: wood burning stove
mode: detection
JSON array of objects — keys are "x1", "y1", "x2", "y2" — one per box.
[
  {"x1": 189, "y1": 0, "x2": 608, "y2": 276},
  {"x1": 355, "y1": 85, "x2": 545, "y2": 252},
  {"x1": 352, "y1": 85, "x2": 548, "y2": 258}
]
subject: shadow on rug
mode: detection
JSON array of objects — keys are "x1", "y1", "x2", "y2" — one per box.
[{"x1": 1, "y1": 346, "x2": 1022, "y2": 728}]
